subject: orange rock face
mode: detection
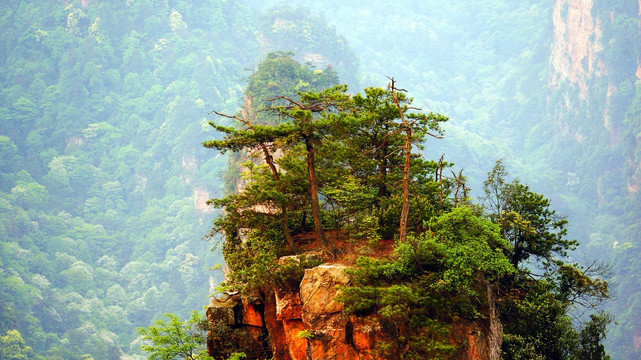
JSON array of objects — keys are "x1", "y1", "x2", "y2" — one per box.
[
  {"x1": 449, "y1": 283, "x2": 503, "y2": 360},
  {"x1": 242, "y1": 300, "x2": 264, "y2": 327},
  {"x1": 275, "y1": 287, "x2": 303, "y2": 321},
  {"x1": 298, "y1": 264, "x2": 375, "y2": 360},
  {"x1": 300, "y1": 264, "x2": 350, "y2": 318},
  {"x1": 550, "y1": 0, "x2": 604, "y2": 98},
  {"x1": 282, "y1": 319, "x2": 307, "y2": 360},
  {"x1": 207, "y1": 262, "x2": 502, "y2": 360}
]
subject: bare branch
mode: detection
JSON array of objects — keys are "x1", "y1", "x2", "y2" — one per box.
[
  {"x1": 267, "y1": 95, "x2": 304, "y2": 108},
  {"x1": 207, "y1": 109, "x2": 296, "y2": 251},
  {"x1": 385, "y1": 76, "x2": 407, "y2": 92},
  {"x1": 209, "y1": 110, "x2": 253, "y2": 128}
]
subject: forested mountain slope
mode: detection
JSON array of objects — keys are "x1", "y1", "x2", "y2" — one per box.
[
  {"x1": 0, "y1": 1, "x2": 250, "y2": 358},
  {"x1": 545, "y1": 1, "x2": 641, "y2": 358},
  {"x1": 0, "y1": 0, "x2": 257, "y2": 357}
]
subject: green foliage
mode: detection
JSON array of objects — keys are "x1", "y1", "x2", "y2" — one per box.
[
  {"x1": 137, "y1": 311, "x2": 213, "y2": 360},
  {"x1": 428, "y1": 207, "x2": 514, "y2": 291},
  {"x1": 207, "y1": 59, "x2": 451, "y2": 250},
  {"x1": 481, "y1": 162, "x2": 610, "y2": 359},
  {"x1": 207, "y1": 319, "x2": 270, "y2": 360},
  {"x1": 483, "y1": 159, "x2": 577, "y2": 269},
  {"x1": 296, "y1": 330, "x2": 314, "y2": 339},
  {"x1": 501, "y1": 280, "x2": 580, "y2": 360},
  {"x1": 0, "y1": 136, "x2": 20, "y2": 176},
  {"x1": 0, "y1": 330, "x2": 33, "y2": 360},
  {"x1": 226, "y1": 353, "x2": 247, "y2": 360},
  {"x1": 243, "y1": 52, "x2": 341, "y2": 122},
  {"x1": 501, "y1": 282, "x2": 612, "y2": 360},
  {"x1": 258, "y1": 5, "x2": 359, "y2": 87},
  {"x1": 340, "y1": 207, "x2": 514, "y2": 359},
  {"x1": 576, "y1": 312, "x2": 612, "y2": 360}
]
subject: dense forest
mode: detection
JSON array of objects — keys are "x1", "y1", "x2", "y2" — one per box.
[{"x1": 0, "y1": 0, "x2": 640, "y2": 359}]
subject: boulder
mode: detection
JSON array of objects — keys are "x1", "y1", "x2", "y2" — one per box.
[
  {"x1": 207, "y1": 293, "x2": 240, "y2": 326},
  {"x1": 300, "y1": 264, "x2": 350, "y2": 320},
  {"x1": 298, "y1": 264, "x2": 366, "y2": 359}
]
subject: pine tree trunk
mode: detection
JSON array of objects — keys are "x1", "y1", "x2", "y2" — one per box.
[
  {"x1": 261, "y1": 145, "x2": 295, "y2": 251},
  {"x1": 304, "y1": 137, "x2": 329, "y2": 248},
  {"x1": 389, "y1": 80, "x2": 412, "y2": 243},
  {"x1": 399, "y1": 126, "x2": 412, "y2": 243}
]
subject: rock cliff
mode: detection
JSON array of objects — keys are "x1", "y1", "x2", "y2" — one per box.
[
  {"x1": 548, "y1": 0, "x2": 605, "y2": 142},
  {"x1": 549, "y1": 0, "x2": 605, "y2": 99},
  {"x1": 548, "y1": 0, "x2": 641, "y2": 195},
  {"x1": 207, "y1": 260, "x2": 502, "y2": 360}
]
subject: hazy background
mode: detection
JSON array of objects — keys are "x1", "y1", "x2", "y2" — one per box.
[{"x1": 1, "y1": 0, "x2": 639, "y2": 358}]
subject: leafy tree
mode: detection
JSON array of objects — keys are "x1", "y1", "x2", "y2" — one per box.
[
  {"x1": 0, "y1": 329, "x2": 33, "y2": 360},
  {"x1": 340, "y1": 87, "x2": 452, "y2": 239},
  {"x1": 481, "y1": 161, "x2": 610, "y2": 359},
  {"x1": 343, "y1": 87, "x2": 406, "y2": 199},
  {"x1": 0, "y1": 136, "x2": 20, "y2": 176},
  {"x1": 10, "y1": 179, "x2": 49, "y2": 210},
  {"x1": 205, "y1": 54, "x2": 345, "y2": 253},
  {"x1": 205, "y1": 112, "x2": 296, "y2": 251},
  {"x1": 263, "y1": 85, "x2": 352, "y2": 249},
  {"x1": 501, "y1": 284, "x2": 612, "y2": 360},
  {"x1": 575, "y1": 312, "x2": 612, "y2": 360},
  {"x1": 208, "y1": 73, "x2": 450, "y2": 253},
  {"x1": 137, "y1": 311, "x2": 213, "y2": 360},
  {"x1": 483, "y1": 159, "x2": 576, "y2": 269}
]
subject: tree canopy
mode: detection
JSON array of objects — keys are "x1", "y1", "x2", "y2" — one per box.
[{"x1": 137, "y1": 312, "x2": 212, "y2": 360}]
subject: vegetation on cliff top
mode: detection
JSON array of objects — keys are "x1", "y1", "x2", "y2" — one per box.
[{"x1": 204, "y1": 54, "x2": 611, "y2": 359}]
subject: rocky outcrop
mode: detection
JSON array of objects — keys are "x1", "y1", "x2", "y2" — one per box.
[
  {"x1": 206, "y1": 293, "x2": 272, "y2": 359},
  {"x1": 298, "y1": 264, "x2": 366, "y2": 360},
  {"x1": 194, "y1": 187, "x2": 214, "y2": 214},
  {"x1": 208, "y1": 262, "x2": 502, "y2": 360}
]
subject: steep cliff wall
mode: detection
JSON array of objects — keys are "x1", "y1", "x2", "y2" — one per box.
[
  {"x1": 547, "y1": 0, "x2": 641, "y2": 204},
  {"x1": 207, "y1": 260, "x2": 502, "y2": 360},
  {"x1": 548, "y1": 0, "x2": 605, "y2": 141},
  {"x1": 550, "y1": 0, "x2": 605, "y2": 99},
  {"x1": 548, "y1": 0, "x2": 640, "y2": 152},
  {"x1": 547, "y1": 1, "x2": 641, "y2": 357}
]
